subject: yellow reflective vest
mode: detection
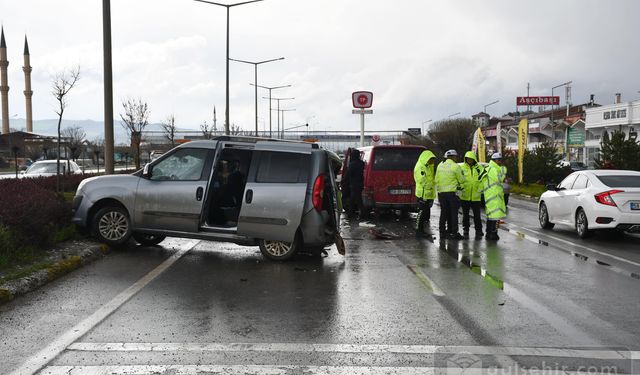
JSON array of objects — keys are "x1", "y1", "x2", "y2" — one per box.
[
  {"x1": 435, "y1": 158, "x2": 464, "y2": 193},
  {"x1": 482, "y1": 161, "x2": 507, "y2": 220},
  {"x1": 459, "y1": 164, "x2": 484, "y2": 202},
  {"x1": 414, "y1": 150, "x2": 436, "y2": 200}
]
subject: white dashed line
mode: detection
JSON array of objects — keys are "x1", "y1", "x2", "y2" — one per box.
[{"x1": 11, "y1": 239, "x2": 200, "y2": 375}]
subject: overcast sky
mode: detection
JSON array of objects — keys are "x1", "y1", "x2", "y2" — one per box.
[{"x1": 1, "y1": 0, "x2": 639, "y2": 133}]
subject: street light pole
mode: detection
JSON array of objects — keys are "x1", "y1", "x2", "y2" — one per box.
[
  {"x1": 230, "y1": 57, "x2": 284, "y2": 137},
  {"x1": 484, "y1": 100, "x2": 499, "y2": 114},
  {"x1": 421, "y1": 119, "x2": 432, "y2": 135},
  {"x1": 264, "y1": 96, "x2": 294, "y2": 138},
  {"x1": 550, "y1": 81, "x2": 572, "y2": 145},
  {"x1": 448, "y1": 112, "x2": 461, "y2": 118},
  {"x1": 194, "y1": 0, "x2": 264, "y2": 135},
  {"x1": 276, "y1": 108, "x2": 296, "y2": 139},
  {"x1": 252, "y1": 83, "x2": 291, "y2": 138}
]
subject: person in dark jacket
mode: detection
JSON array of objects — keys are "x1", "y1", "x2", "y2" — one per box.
[{"x1": 346, "y1": 148, "x2": 366, "y2": 219}]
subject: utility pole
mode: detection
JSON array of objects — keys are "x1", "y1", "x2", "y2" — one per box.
[
  {"x1": 252, "y1": 83, "x2": 291, "y2": 138},
  {"x1": 229, "y1": 57, "x2": 284, "y2": 136},
  {"x1": 194, "y1": 0, "x2": 264, "y2": 135},
  {"x1": 265, "y1": 97, "x2": 294, "y2": 138},
  {"x1": 102, "y1": 0, "x2": 115, "y2": 174}
]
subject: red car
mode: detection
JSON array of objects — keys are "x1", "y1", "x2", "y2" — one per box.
[{"x1": 340, "y1": 145, "x2": 425, "y2": 213}]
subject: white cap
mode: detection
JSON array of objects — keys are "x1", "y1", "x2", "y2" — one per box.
[
  {"x1": 444, "y1": 149, "x2": 458, "y2": 157},
  {"x1": 491, "y1": 152, "x2": 502, "y2": 160}
]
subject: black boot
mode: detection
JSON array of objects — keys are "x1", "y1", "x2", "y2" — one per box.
[
  {"x1": 463, "y1": 230, "x2": 469, "y2": 239},
  {"x1": 475, "y1": 231, "x2": 484, "y2": 240}
]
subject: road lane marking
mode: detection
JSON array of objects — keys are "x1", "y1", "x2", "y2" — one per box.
[
  {"x1": 507, "y1": 223, "x2": 640, "y2": 268},
  {"x1": 406, "y1": 265, "x2": 446, "y2": 296},
  {"x1": 10, "y1": 239, "x2": 200, "y2": 375},
  {"x1": 502, "y1": 223, "x2": 640, "y2": 280},
  {"x1": 64, "y1": 342, "x2": 640, "y2": 360},
  {"x1": 39, "y1": 365, "x2": 640, "y2": 375}
]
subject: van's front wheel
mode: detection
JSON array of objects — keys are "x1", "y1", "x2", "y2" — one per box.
[{"x1": 259, "y1": 233, "x2": 301, "y2": 261}]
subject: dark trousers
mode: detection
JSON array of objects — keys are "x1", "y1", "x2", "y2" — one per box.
[
  {"x1": 438, "y1": 192, "x2": 460, "y2": 234},
  {"x1": 461, "y1": 200, "x2": 483, "y2": 234},
  {"x1": 348, "y1": 187, "x2": 365, "y2": 217},
  {"x1": 416, "y1": 198, "x2": 433, "y2": 233}
]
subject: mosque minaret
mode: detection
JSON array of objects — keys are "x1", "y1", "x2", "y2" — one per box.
[
  {"x1": 23, "y1": 35, "x2": 33, "y2": 133},
  {"x1": 0, "y1": 27, "x2": 10, "y2": 134}
]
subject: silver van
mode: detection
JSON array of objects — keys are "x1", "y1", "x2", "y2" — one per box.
[{"x1": 71, "y1": 136, "x2": 343, "y2": 260}]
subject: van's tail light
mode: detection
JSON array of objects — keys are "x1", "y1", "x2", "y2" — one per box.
[
  {"x1": 594, "y1": 190, "x2": 624, "y2": 207},
  {"x1": 313, "y1": 174, "x2": 325, "y2": 211}
]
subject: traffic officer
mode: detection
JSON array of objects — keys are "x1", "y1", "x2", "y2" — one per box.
[
  {"x1": 480, "y1": 152, "x2": 507, "y2": 241},
  {"x1": 435, "y1": 149, "x2": 465, "y2": 240},
  {"x1": 459, "y1": 151, "x2": 485, "y2": 239},
  {"x1": 413, "y1": 149, "x2": 436, "y2": 236}
]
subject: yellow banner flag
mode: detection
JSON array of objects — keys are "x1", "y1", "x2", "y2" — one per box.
[
  {"x1": 477, "y1": 128, "x2": 486, "y2": 163},
  {"x1": 517, "y1": 119, "x2": 528, "y2": 184}
]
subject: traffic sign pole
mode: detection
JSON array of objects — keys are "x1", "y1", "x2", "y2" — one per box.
[{"x1": 352, "y1": 91, "x2": 374, "y2": 147}]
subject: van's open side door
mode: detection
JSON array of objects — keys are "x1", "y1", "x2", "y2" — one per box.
[{"x1": 237, "y1": 142, "x2": 312, "y2": 243}]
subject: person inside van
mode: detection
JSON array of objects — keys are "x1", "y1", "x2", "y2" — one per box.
[{"x1": 346, "y1": 148, "x2": 366, "y2": 219}]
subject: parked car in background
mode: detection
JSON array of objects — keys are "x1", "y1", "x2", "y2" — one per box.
[
  {"x1": 340, "y1": 144, "x2": 425, "y2": 214},
  {"x1": 558, "y1": 160, "x2": 588, "y2": 171},
  {"x1": 72, "y1": 136, "x2": 343, "y2": 261},
  {"x1": 538, "y1": 169, "x2": 640, "y2": 238},
  {"x1": 21, "y1": 160, "x2": 82, "y2": 177}
]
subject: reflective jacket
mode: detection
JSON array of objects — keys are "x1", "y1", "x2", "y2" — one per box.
[
  {"x1": 414, "y1": 150, "x2": 436, "y2": 200},
  {"x1": 481, "y1": 160, "x2": 507, "y2": 220},
  {"x1": 435, "y1": 158, "x2": 464, "y2": 193},
  {"x1": 459, "y1": 151, "x2": 484, "y2": 202}
]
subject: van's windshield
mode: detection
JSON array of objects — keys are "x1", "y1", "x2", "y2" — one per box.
[{"x1": 372, "y1": 148, "x2": 423, "y2": 171}]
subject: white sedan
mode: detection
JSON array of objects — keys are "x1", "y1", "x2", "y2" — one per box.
[
  {"x1": 538, "y1": 170, "x2": 640, "y2": 238},
  {"x1": 21, "y1": 160, "x2": 83, "y2": 177}
]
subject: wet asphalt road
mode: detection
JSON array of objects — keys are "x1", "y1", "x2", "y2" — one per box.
[{"x1": 1, "y1": 197, "x2": 639, "y2": 374}]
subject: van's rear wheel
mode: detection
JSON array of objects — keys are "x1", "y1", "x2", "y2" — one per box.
[{"x1": 259, "y1": 233, "x2": 301, "y2": 261}]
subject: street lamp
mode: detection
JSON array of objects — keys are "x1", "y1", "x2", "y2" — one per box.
[
  {"x1": 284, "y1": 123, "x2": 308, "y2": 131},
  {"x1": 551, "y1": 81, "x2": 572, "y2": 144},
  {"x1": 194, "y1": 0, "x2": 264, "y2": 135},
  {"x1": 448, "y1": 112, "x2": 461, "y2": 118},
  {"x1": 484, "y1": 100, "x2": 499, "y2": 114},
  {"x1": 264, "y1": 97, "x2": 294, "y2": 138},
  {"x1": 272, "y1": 108, "x2": 296, "y2": 139},
  {"x1": 251, "y1": 83, "x2": 291, "y2": 137},
  {"x1": 421, "y1": 119, "x2": 432, "y2": 135},
  {"x1": 230, "y1": 57, "x2": 284, "y2": 137}
]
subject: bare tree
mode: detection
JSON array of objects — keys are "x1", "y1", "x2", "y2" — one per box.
[
  {"x1": 52, "y1": 66, "x2": 80, "y2": 192},
  {"x1": 230, "y1": 124, "x2": 242, "y2": 135},
  {"x1": 200, "y1": 120, "x2": 213, "y2": 140},
  {"x1": 426, "y1": 118, "x2": 477, "y2": 157},
  {"x1": 61, "y1": 125, "x2": 86, "y2": 161},
  {"x1": 162, "y1": 114, "x2": 177, "y2": 147},
  {"x1": 120, "y1": 98, "x2": 150, "y2": 169},
  {"x1": 90, "y1": 137, "x2": 105, "y2": 173}
]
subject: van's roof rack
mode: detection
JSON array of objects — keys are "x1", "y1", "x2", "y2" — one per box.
[{"x1": 212, "y1": 135, "x2": 320, "y2": 148}]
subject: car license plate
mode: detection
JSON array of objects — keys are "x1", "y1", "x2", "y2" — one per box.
[
  {"x1": 389, "y1": 188, "x2": 411, "y2": 195},
  {"x1": 631, "y1": 202, "x2": 640, "y2": 210}
]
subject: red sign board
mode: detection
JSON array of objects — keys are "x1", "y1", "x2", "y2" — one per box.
[
  {"x1": 352, "y1": 91, "x2": 373, "y2": 108},
  {"x1": 517, "y1": 96, "x2": 560, "y2": 106}
]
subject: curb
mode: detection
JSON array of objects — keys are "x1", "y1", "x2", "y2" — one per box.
[{"x1": 0, "y1": 243, "x2": 110, "y2": 305}]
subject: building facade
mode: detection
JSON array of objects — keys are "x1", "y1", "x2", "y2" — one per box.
[{"x1": 585, "y1": 96, "x2": 640, "y2": 167}]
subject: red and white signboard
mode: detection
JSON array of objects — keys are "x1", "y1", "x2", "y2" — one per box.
[
  {"x1": 352, "y1": 91, "x2": 373, "y2": 108},
  {"x1": 371, "y1": 134, "x2": 381, "y2": 143},
  {"x1": 517, "y1": 96, "x2": 560, "y2": 106}
]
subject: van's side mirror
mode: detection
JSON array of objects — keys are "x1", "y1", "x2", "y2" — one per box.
[
  {"x1": 142, "y1": 163, "x2": 153, "y2": 179},
  {"x1": 545, "y1": 183, "x2": 557, "y2": 191}
]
